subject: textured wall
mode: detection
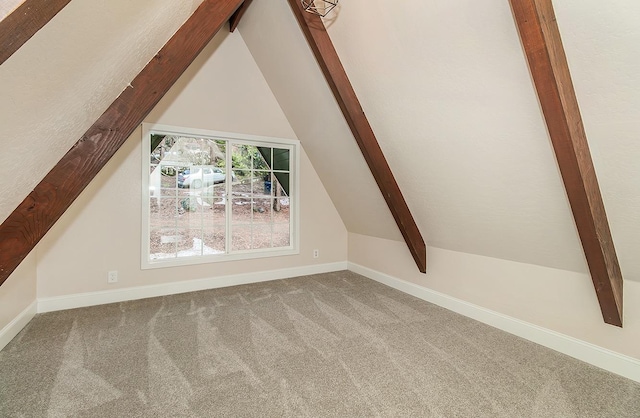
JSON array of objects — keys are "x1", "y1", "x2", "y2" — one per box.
[
  {"x1": 240, "y1": 1, "x2": 640, "y2": 281},
  {"x1": 0, "y1": 0, "x2": 202, "y2": 225},
  {"x1": 553, "y1": 0, "x2": 640, "y2": 282},
  {"x1": 0, "y1": 0, "x2": 24, "y2": 20},
  {"x1": 36, "y1": 30, "x2": 347, "y2": 298}
]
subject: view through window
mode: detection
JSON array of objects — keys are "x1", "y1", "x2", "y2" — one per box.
[{"x1": 142, "y1": 125, "x2": 299, "y2": 268}]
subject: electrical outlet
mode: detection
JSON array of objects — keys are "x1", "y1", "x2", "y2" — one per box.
[
  {"x1": 107, "y1": 270, "x2": 118, "y2": 283},
  {"x1": 313, "y1": 249, "x2": 319, "y2": 259}
]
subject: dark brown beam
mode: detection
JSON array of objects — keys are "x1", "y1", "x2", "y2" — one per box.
[
  {"x1": 509, "y1": 0, "x2": 623, "y2": 326},
  {"x1": 286, "y1": 0, "x2": 427, "y2": 273},
  {"x1": 0, "y1": 0, "x2": 244, "y2": 287},
  {"x1": 228, "y1": 0, "x2": 253, "y2": 32},
  {"x1": 0, "y1": 0, "x2": 71, "y2": 65}
]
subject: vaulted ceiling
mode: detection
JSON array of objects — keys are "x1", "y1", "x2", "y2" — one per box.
[
  {"x1": 238, "y1": 0, "x2": 639, "y2": 325},
  {"x1": 1, "y1": 1, "x2": 639, "y2": 326}
]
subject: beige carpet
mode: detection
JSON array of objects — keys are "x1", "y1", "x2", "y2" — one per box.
[{"x1": 1, "y1": 271, "x2": 639, "y2": 417}]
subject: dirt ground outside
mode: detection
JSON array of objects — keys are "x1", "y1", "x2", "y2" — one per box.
[{"x1": 149, "y1": 174, "x2": 290, "y2": 259}]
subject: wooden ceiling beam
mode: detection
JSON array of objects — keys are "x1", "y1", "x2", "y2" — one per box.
[
  {"x1": 286, "y1": 0, "x2": 427, "y2": 273},
  {"x1": 0, "y1": 0, "x2": 71, "y2": 65},
  {"x1": 229, "y1": 0, "x2": 253, "y2": 33},
  {"x1": 0, "y1": 0, "x2": 244, "y2": 287},
  {"x1": 509, "y1": 0, "x2": 623, "y2": 326}
]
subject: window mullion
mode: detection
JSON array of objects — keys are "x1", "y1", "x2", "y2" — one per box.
[
  {"x1": 225, "y1": 140, "x2": 232, "y2": 255},
  {"x1": 143, "y1": 124, "x2": 298, "y2": 268}
]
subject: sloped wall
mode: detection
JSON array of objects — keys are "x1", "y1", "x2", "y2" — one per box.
[
  {"x1": 240, "y1": 1, "x2": 640, "y2": 280},
  {"x1": 35, "y1": 29, "x2": 347, "y2": 299},
  {"x1": 0, "y1": 0, "x2": 203, "y2": 226},
  {"x1": 325, "y1": 0, "x2": 640, "y2": 280},
  {"x1": 552, "y1": 0, "x2": 640, "y2": 282}
]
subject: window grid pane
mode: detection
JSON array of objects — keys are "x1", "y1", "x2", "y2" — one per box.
[{"x1": 146, "y1": 128, "x2": 296, "y2": 266}]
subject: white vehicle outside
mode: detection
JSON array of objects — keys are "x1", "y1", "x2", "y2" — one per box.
[{"x1": 178, "y1": 166, "x2": 233, "y2": 188}]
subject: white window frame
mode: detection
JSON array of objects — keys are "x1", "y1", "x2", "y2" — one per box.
[{"x1": 141, "y1": 123, "x2": 300, "y2": 269}]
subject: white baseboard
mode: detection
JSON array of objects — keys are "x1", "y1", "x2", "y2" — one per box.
[
  {"x1": 348, "y1": 262, "x2": 640, "y2": 384},
  {"x1": 37, "y1": 261, "x2": 347, "y2": 313},
  {"x1": 0, "y1": 301, "x2": 37, "y2": 351}
]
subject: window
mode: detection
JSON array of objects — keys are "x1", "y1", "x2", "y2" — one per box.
[{"x1": 142, "y1": 124, "x2": 299, "y2": 268}]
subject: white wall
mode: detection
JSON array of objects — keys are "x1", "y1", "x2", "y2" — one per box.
[{"x1": 35, "y1": 30, "x2": 347, "y2": 299}]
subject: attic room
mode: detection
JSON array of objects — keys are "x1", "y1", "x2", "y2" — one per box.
[{"x1": 1, "y1": 0, "x2": 639, "y2": 415}]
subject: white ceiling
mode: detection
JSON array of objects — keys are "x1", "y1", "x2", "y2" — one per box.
[
  {"x1": 239, "y1": 0, "x2": 640, "y2": 280},
  {"x1": 1, "y1": 0, "x2": 638, "y2": 282},
  {"x1": 0, "y1": 0, "x2": 202, "y2": 226}
]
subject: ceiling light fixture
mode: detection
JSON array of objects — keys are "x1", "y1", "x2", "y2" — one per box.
[{"x1": 301, "y1": 0, "x2": 338, "y2": 17}]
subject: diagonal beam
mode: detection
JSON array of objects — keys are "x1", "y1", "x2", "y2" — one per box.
[
  {"x1": 286, "y1": 0, "x2": 427, "y2": 273},
  {"x1": 228, "y1": 0, "x2": 253, "y2": 33},
  {"x1": 509, "y1": 0, "x2": 623, "y2": 326},
  {"x1": 0, "y1": 0, "x2": 71, "y2": 65},
  {"x1": 0, "y1": 0, "x2": 244, "y2": 287}
]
